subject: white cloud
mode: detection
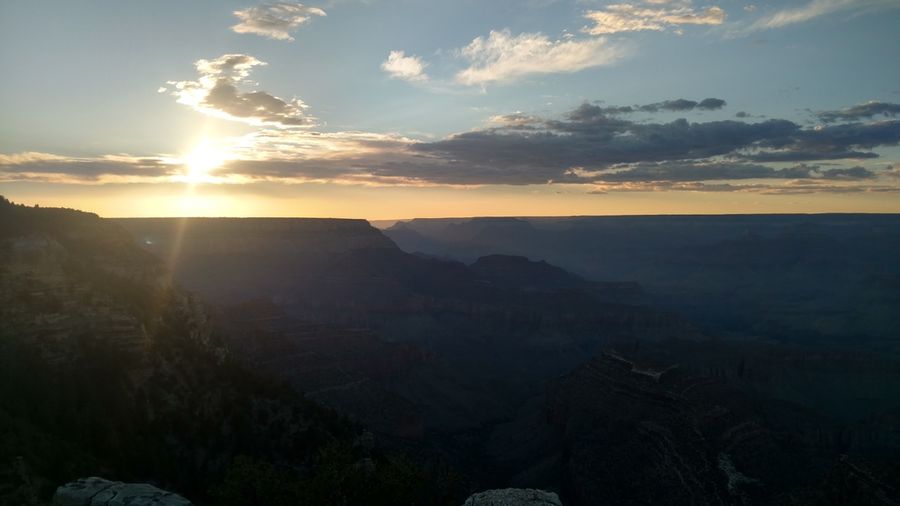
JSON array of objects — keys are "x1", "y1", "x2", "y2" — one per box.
[
  {"x1": 164, "y1": 54, "x2": 314, "y2": 128},
  {"x1": 749, "y1": 0, "x2": 855, "y2": 30},
  {"x1": 741, "y1": 0, "x2": 899, "y2": 33},
  {"x1": 583, "y1": 3, "x2": 725, "y2": 35},
  {"x1": 231, "y1": 2, "x2": 326, "y2": 41},
  {"x1": 381, "y1": 51, "x2": 429, "y2": 82},
  {"x1": 455, "y1": 30, "x2": 623, "y2": 86}
]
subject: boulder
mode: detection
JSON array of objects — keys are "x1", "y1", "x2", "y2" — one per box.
[
  {"x1": 53, "y1": 477, "x2": 192, "y2": 506},
  {"x1": 463, "y1": 488, "x2": 562, "y2": 506}
]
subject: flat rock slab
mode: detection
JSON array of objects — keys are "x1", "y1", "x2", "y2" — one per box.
[
  {"x1": 463, "y1": 488, "x2": 563, "y2": 506},
  {"x1": 53, "y1": 477, "x2": 192, "y2": 506}
]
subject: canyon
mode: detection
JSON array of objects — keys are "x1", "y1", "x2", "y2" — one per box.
[{"x1": 2, "y1": 198, "x2": 898, "y2": 505}]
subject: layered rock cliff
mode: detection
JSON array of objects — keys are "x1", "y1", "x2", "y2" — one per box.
[{"x1": 0, "y1": 200, "x2": 431, "y2": 505}]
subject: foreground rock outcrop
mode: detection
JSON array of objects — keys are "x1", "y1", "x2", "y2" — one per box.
[
  {"x1": 53, "y1": 477, "x2": 192, "y2": 506},
  {"x1": 463, "y1": 488, "x2": 562, "y2": 506}
]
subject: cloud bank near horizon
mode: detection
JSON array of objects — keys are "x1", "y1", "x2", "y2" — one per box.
[{"x1": 3, "y1": 98, "x2": 899, "y2": 195}]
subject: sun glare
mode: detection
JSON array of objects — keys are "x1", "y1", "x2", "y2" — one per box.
[{"x1": 182, "y1": 140, "x2": 226, "y2": 184}]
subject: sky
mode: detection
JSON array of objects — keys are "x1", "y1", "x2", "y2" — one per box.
[{"x1": 1, "y1": 0, "x2": 899, "y2": 219}]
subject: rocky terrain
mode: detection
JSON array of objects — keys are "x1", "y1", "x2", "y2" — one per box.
[
  {"x1": 113, "y1": 212, "x2": 900, "y2": 504},
  {"x1": 384, "y1": 215, "x2": 900, "y2": 353},
  {"x1": 5, "y1": 198, "x2": 900, "y2": 505},
  {"x1": 53, "y1": 477, "x2": 192, "y2": 506},
  {"x1": 116, "y1": 217, "x2": 701, "y2": 472},
  {"x1": 463, "y1": 488, "x2": 562, "y2": 506},
  {"x1": 0, "y1": 199, "x2": 438, "y2": 505}
]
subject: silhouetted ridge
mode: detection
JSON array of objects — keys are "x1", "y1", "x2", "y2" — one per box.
[
  {"x1": 470, "y1": 254, "x2": 584, "y2": 290},
  {"x1": 0, "y1": 202, "x2": 436, "y2": 504}
]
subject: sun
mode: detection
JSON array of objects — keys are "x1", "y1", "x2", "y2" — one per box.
[{"x1": 182, "y1": 140, "x2": 226, "y2": 184}]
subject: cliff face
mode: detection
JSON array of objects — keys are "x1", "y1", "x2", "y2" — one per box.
[
  {"x1": 111, "y1": 216, "x2": 707, "y2": 496},
  {"x1": 384, "y1": 215, "x2": 900, "y2": 352},
  {"x1": 113, "y1": 218, "x2": 699, "y2": 438},
  {"x1": 113, "y1": 218, "x2": 411, "y2": 306},
  {"x1": 538, "y1": 349, "x2": 900, "y2": 505},
  {"x1": 0, "y1": 201, "x2": 428, "y2": 505},
  {"x1": 469, "y1": 255, "x2": 585, "y2": 291},
  {"x1": 543, "y1": 352, "x2": 784, "y2": 504},
  {"x1": 115, "y1": 217, "x2": 395, "y2": 256},
  {"x1": 216, "y1": 299, "x2": 428, "y2": 438},
  {"x1": 1, "y1": 205, "x2": 177, "y2": 369}
]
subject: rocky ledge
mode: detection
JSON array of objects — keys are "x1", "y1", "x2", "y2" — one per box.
[
  {"x1": 463, "y1": 488, "x2": 563, "y2": 506},
  {"x1": 53, "y1": 477, "x2": 192, "y2": 506}
]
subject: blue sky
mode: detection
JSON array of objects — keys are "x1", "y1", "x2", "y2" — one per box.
[{"x1": 1, "y1": 0, "x2": 899, "y2": 218}]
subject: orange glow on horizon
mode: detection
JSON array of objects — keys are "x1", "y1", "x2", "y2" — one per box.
[{"x1": 4, "y1": 182, "x2": 900, "y2": 221}]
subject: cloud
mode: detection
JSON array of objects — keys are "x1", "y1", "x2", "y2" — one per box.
[
  {"x1": 570, "y1": 161, "x2": 878, "y2": 184},
  {"x1": 590, "y1": 180, "x2": 900, "y2": 194},
  {"x1": 455, "y1": 30, "x2": 623, "y2": 86},
  {"x1": 0, "y1": 153, "x2": 176, "y2": 183},
  {"x1": 489, "y1": 112, "x2": 542, "y2": 126},
  {"x1": 569, "y1": 161, "x2": 819, "y2": 183},
  {"x1": 821, "y1": 166, "x2": 876, "y2": 179},
  {"x1": 740, "y1": 0, "x2": 898, "y2": 33},
  {"x1": 164, "y1": 54, "x2": 314, "y2": 128},
  {"x1": 412, "y1": 101, "x2": 900, "y2": 184},
  {"x1": 231, "y1": 2, "x2": 325, "y2": 41},
  {"x1": 566, "y1": 98, "x2": 727, "y2": 117},
  {"x1": 381, "y1": 51, "x2": 428, "y2": 82},
  {"x1": 640, "y1": 97, "x2": 727, "y2": 112},
  {"x1": 816, "y1": 101, "x2": 900, "y2": 123},
  {"x1": 748, "y1": 0, "x2": 853, "y2": 30},
  {"x1": 583, "y1": 3, "x2": 725, "y2": 35},
  {"x1": 743, "y1": 150, "x2": 879, "y2": 162},
  {"x1": 4, "y1": 100, "x2": 898, "y2": 193}
]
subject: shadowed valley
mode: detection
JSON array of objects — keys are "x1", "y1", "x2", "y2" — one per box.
[{"x1": 2, "y1": 199, "x2": 899, "y2": 505}]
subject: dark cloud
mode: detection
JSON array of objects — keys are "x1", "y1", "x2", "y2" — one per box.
[
  {"x1": 584, "y1": 162, "x2": 815, "y2": 183},
  {"x1": 413, "y1": 101, "x2": 900, "y2": 185},
  {"x1": 697, "y1": 98, "x2": 727, "y2": 110},
  {"x1": 166, "y1": 54, "x2": 313, "y2": 128},
  {"x1": 820, "y1": 166, "x2": 876, "y2": 180},
  {"x1": 2, "y1": 100, "x2": 898, "y2": 193},
  {"x1": 642, "y1": 98, "x2": 699, "y2": 112},
  {"x1": 568, "y1": 98, "x2": 727, "y2": 118},
  {"x1": 0, "y1": 154, "x2": 173, "y2": 181},
  {"x1": 569, "y1": 161, "x2": 877, "y2": 184},
  {"x1": 415, "y1": 116, "x2": 803, "y2": 175},
  {"x1": 638, "y1": 97, "x2": 727, "y2": 112},
  {"x1": 817, "y1": 101, "x2": 900, "y2": 123},
  {"x1": 743, "y1": 150, "x2": 880, "y2": 162}
]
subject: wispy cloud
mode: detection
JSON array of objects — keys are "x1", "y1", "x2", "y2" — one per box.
[
  {"x1": 589, "y1": 180, "x2": 900, "y2": 194},
  {"x1": 381, "y1": 50, "x2": 429, "y2": 82},
  {"x1": 162, "y1": 54, "x2": 314, "y2": 128},
  {"x1": 0, "y1": 153, "x2": 179, "y2": 184},
  {"x1": 583, "y1": 3, "x2": 725, "y2": 35},
  {"x1": 816, "y1": 101, "x2": 900, "y2": 123},
  {"x1": 231, "y1": 2, "x2": 326, "y2": 41},
  {"x1": 455, "y1": 30, "x2": 623, "y2": 86},
  {"x1": 734, "y1": 0, "x2": 899, "y2": 34},
  {"x1": 747, "y1": 0, "x2": 854, "y2": 30}
]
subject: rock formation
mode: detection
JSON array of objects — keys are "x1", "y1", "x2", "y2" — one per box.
[
  {"x1": 53, "y1": 477, "x2": 192, "y2": 506},
  {"x1": 463, "y1": 488, "x2": 562, "y2": 506}
]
